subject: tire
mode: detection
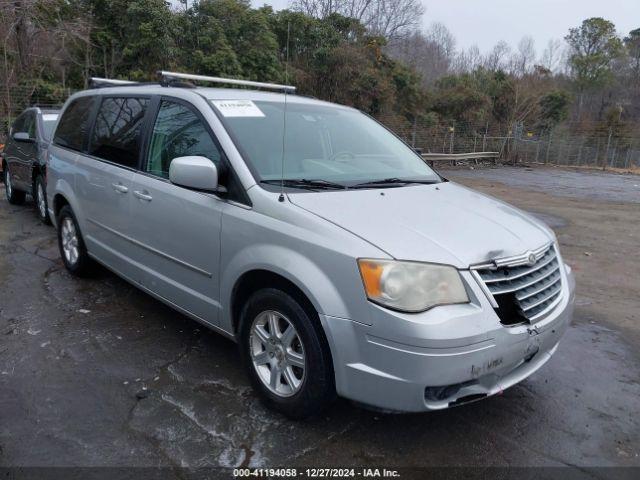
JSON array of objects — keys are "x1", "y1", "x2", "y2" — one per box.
[
  {"x1": 4, "y1": 166, "x2": 26, "y2": 205},
  {"x1": 33, "y1": 174, "x2": 51, "y2": 225},
  {"x1": 239, "y1": 287, "x2": 336, "y2": 419},
  {"x1": 57, "y1": 205, "x2": 94, "y2": 276}
]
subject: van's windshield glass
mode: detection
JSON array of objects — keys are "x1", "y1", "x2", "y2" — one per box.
[{"x1": 211, "y1": 100, "x2": 440, "y2": 187}]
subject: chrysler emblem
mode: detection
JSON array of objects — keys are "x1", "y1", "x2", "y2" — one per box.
[{"x1": 527, "y1": 253, "x2": 537, "y2": 266}]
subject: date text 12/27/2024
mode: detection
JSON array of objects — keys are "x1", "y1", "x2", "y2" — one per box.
[{"x1": 233, "y1": 468, "x2": 401, "y2": 478}]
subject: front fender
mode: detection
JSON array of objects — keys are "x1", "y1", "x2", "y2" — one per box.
[{"x1": 219, "y1": 243, "x2": 354, "y2": 333}]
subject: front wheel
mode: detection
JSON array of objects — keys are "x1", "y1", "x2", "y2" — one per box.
[
  {"x1": 4, "y1": 167, "x2": 26, "y2": 205},
  {"x1": 239, "y1": 288, "x2": 335, "y2": 419},
  {"x1": 34, "y1": 174, "x2": 51, "y2": 225}
]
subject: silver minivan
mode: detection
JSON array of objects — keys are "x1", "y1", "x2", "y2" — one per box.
[{"x1": 47, "y1": 73, "x2": 575, "y2": 418}]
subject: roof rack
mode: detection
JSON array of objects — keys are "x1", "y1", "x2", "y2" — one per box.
[
  {"x1": 158, "y1": 71, "x2": 296, "y2": 93},
  {"x1": 90, "y1": 77, "x2": 139, "y2": 89}
]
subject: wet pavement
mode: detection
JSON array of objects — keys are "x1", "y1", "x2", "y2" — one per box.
[{"x1": 1, "y1": 169, "x2": 639, "y2": 472}]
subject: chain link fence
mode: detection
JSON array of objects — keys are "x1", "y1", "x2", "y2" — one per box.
[
  {"x1": 0, "y1": 85, "x2": 74, "y2": 141},
  {"x1": 380, "y1": 115, "x2": 640, "y2": 170},
  {"x1": 511, "y1": 133, "x2": 640, "y2": 170},
  {"x1": 380, "y1": 115, "x2": 512, "y2": 157}
]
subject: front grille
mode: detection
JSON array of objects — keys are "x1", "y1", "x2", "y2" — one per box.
[{"x1": 475, "y1": 245, "x2": 563, "y2": 325}]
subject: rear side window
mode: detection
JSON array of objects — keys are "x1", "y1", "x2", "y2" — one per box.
[
  {"x1": 54, "y1": 97, "x2": 95, "y2": 151},
  {"x1": 89, "y1": 97, "x2": 149, "y2": 168}
]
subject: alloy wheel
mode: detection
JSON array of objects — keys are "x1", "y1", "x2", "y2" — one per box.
[
  {"x1": 5, "y1": 170, "x2": 12, "y2": 198},
  {"x1": 61, "y1": 217, "x2": 79, "y2": 265},
  {"x1": 37, "y1": 182, "x2": 47, "y2": 218},
  {"x1": 250, "y1": 310, "x2": 306, "y2": 397}
]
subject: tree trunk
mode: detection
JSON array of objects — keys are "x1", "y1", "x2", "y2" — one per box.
[{"x1": 14, "y1": 0, "x2": 29, "y2": 73}]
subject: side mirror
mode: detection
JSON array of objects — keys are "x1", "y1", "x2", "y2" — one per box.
[
  {"x1": 169, "y1": 156, "x2": 219, "y2": 192},
  {"x1": 13, "y1": 132, "x2": 34, "y2": 143}
]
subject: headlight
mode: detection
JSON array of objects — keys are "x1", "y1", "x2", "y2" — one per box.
[{"x1": 357, "y1": 259, "x2": 469, "y2": 313}]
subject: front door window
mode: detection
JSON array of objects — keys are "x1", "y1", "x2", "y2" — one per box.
[{"x1": 146, "y1": 100, "x2": 222, "y2": 179}]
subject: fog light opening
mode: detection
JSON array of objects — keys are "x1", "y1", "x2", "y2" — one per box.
[{"x1": 425, "y1": 380, "x2": 477, "y2": 402}]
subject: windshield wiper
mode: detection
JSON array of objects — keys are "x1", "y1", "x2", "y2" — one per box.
[
  {"x1": 261, "y1": 179, "x2": 348, "y2": 190},
  {"x1": 351, "y1": 178, "x2": 440, "y2": 189}
]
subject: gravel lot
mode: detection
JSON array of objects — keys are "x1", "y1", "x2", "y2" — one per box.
[{"x1": 1, "y1": 166, "x2": 639, "y2": 474}]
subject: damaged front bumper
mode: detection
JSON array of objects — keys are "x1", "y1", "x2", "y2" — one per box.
[{"x1": 321, "y1": 265, "x2": 575, "y2": 412}]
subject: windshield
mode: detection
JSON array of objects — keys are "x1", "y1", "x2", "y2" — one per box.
[
  {"x1": 42, "y1": 114, "x2": 59, "y2": 140},
  {"x1": 211, "y1": 100, "x2": 439, "y2": 187}
]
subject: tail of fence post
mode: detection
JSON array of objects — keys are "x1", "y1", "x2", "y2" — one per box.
[
  {"x1": 576, "y1": 138, "x2": 584, "y2": 166},
  {"x1": 603, "y1": 128, "x2": 612, "y2": 171},
  {"x1": 411, "y1": 114, "x2": 417, "y2": 147},
  {"x1": 557, "y1": 139, "x2": 563, "y2": 165},
  {"x1": 511, "y1": 123, "x2": 517, "y2": 166},
  {"x1": 473, "y1": 135, "x2": 479, "y2": 165},
  {"x1": 483, "y1": 122, "x2": 489, "y2": 153},
  {"x1": 545, "y1": 131, "x2": 552, "y2": 164},
  {"x1": 449, "y1": 123, "x2": 455, "y2": 153},
  {"x1": 624, "y1": 148, "x2": 631, "y2": 169}
]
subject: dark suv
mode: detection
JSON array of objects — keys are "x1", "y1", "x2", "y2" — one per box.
[{"x1": 2, "y1": 107, "x2": 60, "y2": 223}]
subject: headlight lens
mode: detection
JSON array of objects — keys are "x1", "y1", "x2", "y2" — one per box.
[{"x1": 358, "y1": 259, "x2": 469, "y2": 312}]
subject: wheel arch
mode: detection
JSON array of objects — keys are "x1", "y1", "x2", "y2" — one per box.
[
  {"x1": 230, "y1": 269, "x2": 319, "y2": 336},
  {"x1": 221, "y1": 244, "x2": 354, "y2": 336},
  {"x1": 31, "y1": 163, "x2": 45, "y2": 185},
  {"x1": 52, "y1": 193, "x2": 70, "y2": 219}
]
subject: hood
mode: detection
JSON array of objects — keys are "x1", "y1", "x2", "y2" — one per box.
[{"x1": 288, "y1": 182, "x2": 553, "y2": 268}]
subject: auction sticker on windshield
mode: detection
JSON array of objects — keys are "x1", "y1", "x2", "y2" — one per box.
[{"x1": 211, "y1": 100, "x2": 265, "y2": 118}]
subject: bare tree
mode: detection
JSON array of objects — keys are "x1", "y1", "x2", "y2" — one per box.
[
  {"x1": 292, "y1": 0, "x2": 424, "y2": 40},
  {"x1": 624, "y1": 29, "x2": 640, "y2": 84},
  {"x1": 540, "y1": 38, "x2": 564, "y2": 72},
  {"x1": 0, "y1": 0, "x2": 96, "y2": 117},
  {"x1": 455, "y1": 45, "x2": 484, "y2": 73},
  {"x1": 342, "y1": 0, "x2": 374, "y2": 20},
  {"x1": 453, "y1": 44, "x2": 482, "y2": 73},
  {"x1": 484, "y1": 40, "x2": 511, "y2": 71},
  {"x1": 510, "y1": 36, "x2": 536, "y2": 75},
  {"x1": 0, "y1": 0, "x2": 56, "y2": 124},
  {"x1": 366, "y1": 0, "x2": 424, "y2": 41},
  {"x1": 426, "y1": 22, "x2": 456, "y2": 59},
  {"x1": 292, "y1": 0, "x2": 344, "y2": 18},
  {"x1": 388, "y1": 22, "x2": 456, "y2": 84}
]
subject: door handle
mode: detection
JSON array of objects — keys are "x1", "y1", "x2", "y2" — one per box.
[
  {"x1": 133, "y1": 190, "x2": 153, "y2": 202},
  {"x1": 112, "y1": 183, "x2": 129, "y2": 194}
]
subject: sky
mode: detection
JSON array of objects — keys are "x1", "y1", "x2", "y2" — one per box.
[{"x1": 251, "y1": 0, "x2": 640, "y2": 53}]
